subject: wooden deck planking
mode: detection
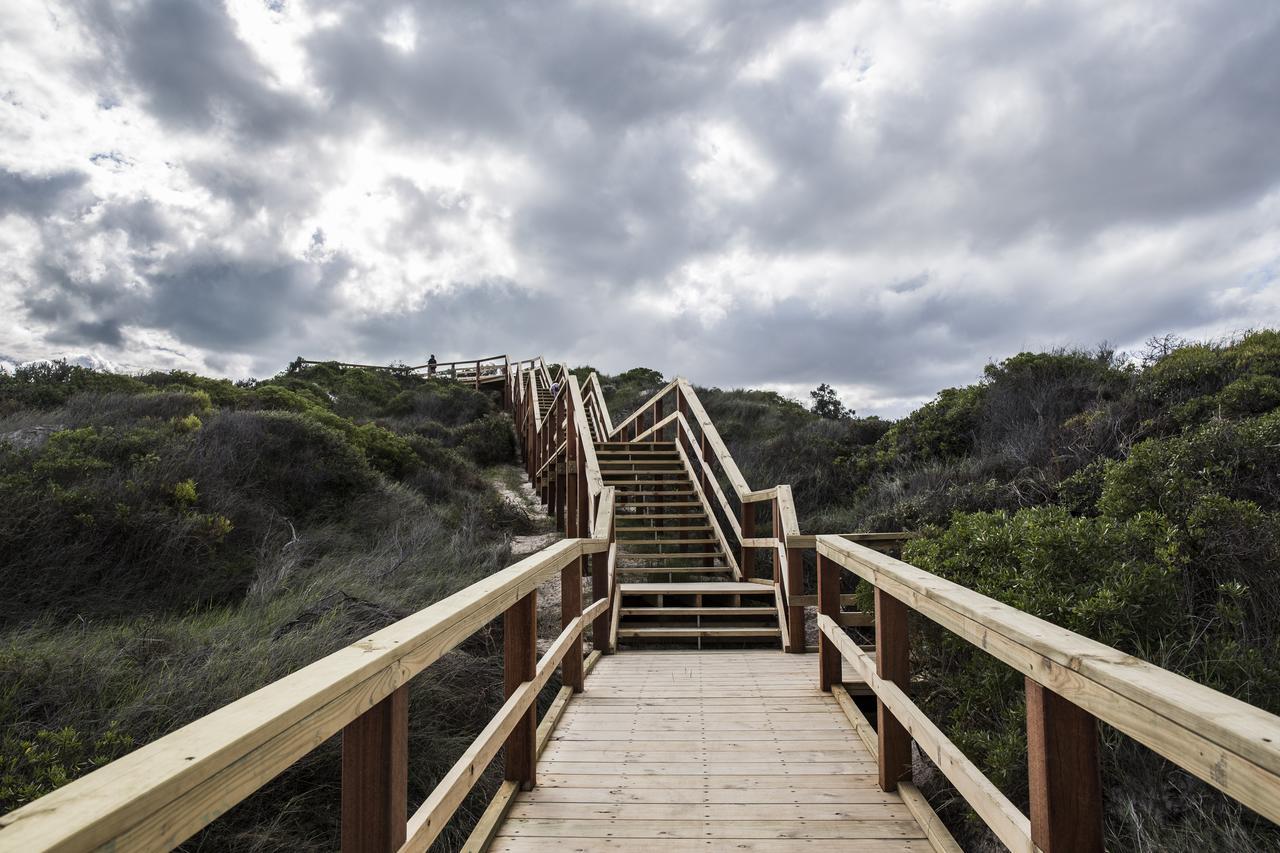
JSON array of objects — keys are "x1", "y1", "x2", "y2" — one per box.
[{"x1": 490, "y1": 650, "x2": 933, "y2": 851}]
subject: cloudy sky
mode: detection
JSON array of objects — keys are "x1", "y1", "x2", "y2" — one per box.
[{"x1": 1, "y1": 0, "x2": 1278, "y2": 416}]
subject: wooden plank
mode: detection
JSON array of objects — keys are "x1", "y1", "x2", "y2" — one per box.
[
  {"x1": 833, "y1": 687, "x2": 962, "y2": 853},
  {"x1": 505, "y1": 592, "x2": 538, "y2": 786},
  {"x1": 536, "y1": 772, "x2": 882, "y2": 789},
  {"x1": 494, "y1": 818, "x2": 927, "y2": 840},
  {"x1": 818, "y1": 553, "x2": 841, "y2": 691},
  {"x1": 816, "y1": 535, "x2": 1280, "y2": 825},
  {"x1": 489, "y1": 839, "x2": 934, "y2": 852},
  {"x1": 340, "y1": 685, "x2": 407, "y2": 853},
  {"x1": 619, "y1": 582, "x2": 770, "y2": 594},
  {"x1": 530, "y1": 761, "x2": 874, "y2": 775},
  {"x1": 0, "y1": 539, "x2": 596, "y2": 852},
  {"x1": 402, "y1": 605, "x2": 593, "y2": 851},
  {"x1": 876, "y1": 588, "x2": 912, "y2": 791},
  {"x1": 505, "y1": 802, "x2": 913, "y2": 821},
  {"x1": 1026, "y1": 678, "x2": 1103, "y2": 853},
  {"x1": 818, "y1": 614, "x2": 1033, "y2": 853},
  {"x1": 459, "y1": 780, "x2": 518, "y2": 853},
  {"x1": 517, "y1": 786, "x2": 900, "y2": 804}
]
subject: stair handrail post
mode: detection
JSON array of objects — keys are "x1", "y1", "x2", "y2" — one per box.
[
  {"x1": 818, "y1": 552, "x2": 842, "y2": 691},
  {"x1": 1026, "y1": 679, "x2": 1104, "y2": 852},
  {"x1": 503, "y1": 590, "x2": 538, "y2": 788},
  {"x1": 340, "y1": 685, "x2": 408, "y2": 853},
  {"x1": 875, "y1": 588, "x2": 912, "y2": 791}
]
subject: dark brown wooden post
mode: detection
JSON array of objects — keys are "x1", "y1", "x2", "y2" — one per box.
[
  {"x1": 561, "y1": 559, "x2": 584, "y2": 692},
  {"x1": 740, "y1": 500, "x2": 755, "y2": 580},
  {"x1": 564, "y1": 412, "x2": 578, "y2": 539},
  {"x1": 474, "y1": 360, "x2": 481, "y2": 389},
  {"x1": 876, "y1": 588, "x2": 912, "y2": 791},
  {"x1": 504, "y1": 591, "x2": 537, "y2": 787},
  {"x1": 591, "y1": 547, "x2": 610, "y2": 653},
  {"x1": 698, "y1": 433, "x2": 709, "y2": 497},
  {"x1": 817, "y1": 552, "x2": 841, "y2": 690},
  {"x1": 341, "y1": 686, "x2": 408, "y2": 853},
  {"x1": 1026, "y1": 679, "x2": 1104, "y2": 853},
  {"x1": 786, "y1": 545, "x2": 805, "y2": 653}
]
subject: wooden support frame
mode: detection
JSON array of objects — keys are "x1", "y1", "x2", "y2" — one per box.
[
  {"x1": 340, "y1": 686, "x2": 407, "y2": 853},
  {"x1": 1026, "y1": 678, "x2": 1104, "y2": 853},
  {"x1": 503, "y1": 591, "x2": 537, "y2": 787},
  {"x1": 876, "y1": 588, "x2": 912, "y2": 791},
  {"x1": 818, "y1": 552, "x2": 841, "y2": 691},
  {"x1": 786, "y1": 544, "x2": 806, "y2": 652},
  {"x1": 561, "y1": 561, "x2": 584, "y2": 692}
]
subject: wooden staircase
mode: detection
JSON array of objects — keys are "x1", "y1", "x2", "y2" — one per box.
[{"x1": 600, "y1": 440, "x2": 780, "y2": 645}]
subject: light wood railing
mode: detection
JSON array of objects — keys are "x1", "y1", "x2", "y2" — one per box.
[
  {"x1": 805, "y1": 534, "x2": 1280, "y2": 852},
  {"x1": 0, "y1": 534, "x2": 614, "y2": 853}
]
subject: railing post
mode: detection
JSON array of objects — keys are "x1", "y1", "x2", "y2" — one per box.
[
  {"x1": 740, "y1": 499, "x2": 755, "y2": 579},
  {"x1": 504, "y1": 591, "x2": 537, "y2": 787},
  {"x1": 875, "y1": 588, "x2": 912, "y2": 791},
  {"x1": 786, "y1": 544, "x2": 805, "y2": 653},
  {"x1": 341, "y1": 685, "x2": 407, "y2": 853},
  {"x1": 565, "y1": 412, "x2": 578, "y2": 539},
  {"x1": 817, "y1": 552, "x2": 841, "y2": 690},
  {"x1": 561, "y1": 559, "x2": 584, "y2": 692},
  {"x1": 591, "y1": 546, "x2": 610, "y2": 654},
  {"x1": 1026, "y1": 679, "x2": 1104, "y2": 853}
]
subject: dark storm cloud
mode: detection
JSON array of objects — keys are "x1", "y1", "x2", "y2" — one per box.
[
  {"x1": 0, "y1": 169, "x2": 89, "y2": 217},
  {"x1": 5, "y1": 0, "x2": 1279, "y2": 412},
  {"x1": 77, "y1": 0, "x2": 312, "y2": 142},
  {"x1": 142, "y1": 251, "x2": 350, "y2": 350}
]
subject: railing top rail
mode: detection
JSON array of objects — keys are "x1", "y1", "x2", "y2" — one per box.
[
  {"x1": 814, "y1": 534, "x2": 1280, "y2": 825},
  {"x1": 673, "y1": 378, "x2": 752, "y2": 498},
  {"x1": 0, "y1": 537, "x2": 608, "y2": 851},
  {"x1": 562, "y1": 366, "x2": 605, "y2": 500},
  {"x1": 606, "y1": 377, "x2": 680, "y2": 440},
  {"x1": 296, "y1": 355, "x2": 509, "y2": 372}
]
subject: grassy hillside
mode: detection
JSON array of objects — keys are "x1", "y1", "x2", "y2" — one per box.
[
  {"x1": 0, "y1": 361, "x2": 534, "y2": 850},
  {"x1": 581, "y1": 331, "x2": 1280, "y2": 852}
]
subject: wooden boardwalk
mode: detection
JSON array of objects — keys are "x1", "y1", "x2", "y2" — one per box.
[{"x1": 490, "y1": 651, "x2": 933, "y2": 851}]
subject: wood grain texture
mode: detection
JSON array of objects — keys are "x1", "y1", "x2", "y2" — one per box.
[
  {"x1": 340, "y1": 686, "x2": 407, "y2": 853},
  {"x1": 493, "y1": 650, "x2": 935, "y2": 850},
  {"x1": 815, "y1": 535, "x2": 1280, "y2": 825},
  {"x1": 1026, "y1": 678, "x2": 1103, "y2": 853}
]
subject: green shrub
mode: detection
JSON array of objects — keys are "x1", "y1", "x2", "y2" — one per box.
[
  {"x1": 903, "y1": 507, "x2": 1184, "y2": 814},
  {"x1": 453, "y1": 413, "x2": 517, "y2": 466},
  {"x1": 0, "y1": 723, "x2": 134, "y2": 812},
  {"x1": 0, "y1": 360, "x2": 150, "y2": 409},
  {"x1": 1098, "y1": 410, "x2": 1280, "y2": 521}
]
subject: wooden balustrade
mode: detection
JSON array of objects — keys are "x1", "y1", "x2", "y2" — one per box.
[
  {"x1": 0, "y1": 537, "x2": 609, "y2": 852},
  {"x1": 808, "y1": 533, "x2": 1280, "y2": 852}
]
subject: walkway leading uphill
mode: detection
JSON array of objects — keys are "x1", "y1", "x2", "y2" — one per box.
[{"x1": 2, "y1": 356, "x2": 1280, "y2": 853}]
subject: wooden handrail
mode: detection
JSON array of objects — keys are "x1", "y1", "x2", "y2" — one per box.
[
  {"x1": 0, "y1": 537, "x2": 608, "y2": 851},
  {"x1": 814, "y1": 534, "x2": 1280, "y2": 843}
]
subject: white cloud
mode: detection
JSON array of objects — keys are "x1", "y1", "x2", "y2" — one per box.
[{"x1": 0, "y1": 0, "x2": 1277, "y2": 415}]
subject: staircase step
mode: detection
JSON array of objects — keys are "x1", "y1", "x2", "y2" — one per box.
[
  {"x1": 614, "y1": 526, "x2": 712, "y2": 533},
  {"x1": 617, "y1": 537, "x2": 717, "y2": 545},
  {"x1": 619, "y1": 627, "x2": 781, "y2": 639},
  {"x1": 616, "y1": 500, "x2": 702, "y2": 507},
  {"x1": 616, "y1": 513, "x2": 708, "y2": 521},
  {"x1": 619, "y1": 551, "x2": 725, "y2": 560},
  {"x1": 620, "y1": 607, "x2": 776, "y2": 617},
  {"x1": 620, "y1": 582, "x2": 771, "y2": 595},
  {"x1": 616, "y1": 566, "x2": 733, "y2": 575}
]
